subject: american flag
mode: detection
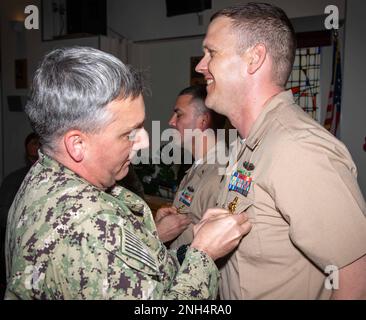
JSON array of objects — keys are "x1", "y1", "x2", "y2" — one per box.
[{"x1": 324, "y1": 34, "x2": 342, "y2": 136}]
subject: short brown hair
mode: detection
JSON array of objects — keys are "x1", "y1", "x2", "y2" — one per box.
[
  {"x1": 178, "y1": 85, "x2": 226, "y2": 130},
  {"x1": 211, "y1": 2, "x2": 296, "y2": 87}
]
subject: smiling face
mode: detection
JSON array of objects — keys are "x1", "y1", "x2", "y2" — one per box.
[
  {"x1": 195, "y1": 16, "x2": 248, "y2": 117},
  {"x1": 83, "y1": 94, "x2": 146, "y2": 189}
]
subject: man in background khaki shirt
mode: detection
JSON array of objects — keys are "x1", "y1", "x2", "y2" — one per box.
[
  {"x1": 195, "y1": 3, "x2": 366, "y2": 299},
  {"x1": 156, "y1": 85, "x2": 227, "y2": 248}
]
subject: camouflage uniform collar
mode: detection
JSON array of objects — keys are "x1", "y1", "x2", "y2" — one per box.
[
  {"x1": 38, "y1": 151, "x2": 148, "y2": 216},
  {"x1": 38, "y1": 150, "x2": 92, "y2": 186},
  {"x1": 39, "y1": 150, "x2": 66, "y2": 171}
]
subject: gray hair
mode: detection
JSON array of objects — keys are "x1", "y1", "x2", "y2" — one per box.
[
  {"x1": 211, "y1": 2, "x2": 296, "y2": 87},
  {"x1": 25, "y1": 46, "x2": 143, "y2": 152}
]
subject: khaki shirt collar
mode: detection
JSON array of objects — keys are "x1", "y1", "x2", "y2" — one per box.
[
  {"x1": 245, "y1": 90, "x2": 295, "y2": 150},
  {"x1": 194, "y1": 139, "x2": 226, "y2": 166},
  {"x1": 187, "y1": 139, "x2": 227, "y2": 178}
]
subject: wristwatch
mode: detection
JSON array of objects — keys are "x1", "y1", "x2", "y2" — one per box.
[{"x1": 177, "y1": 244, "x2": 189, "y2": 265}]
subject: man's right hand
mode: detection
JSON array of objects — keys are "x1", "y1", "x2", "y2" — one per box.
[
  {"x1": 155, "y1": 206, "x2": 192, "y2": 243},
  {"x1": 191, "y1": 208, "x2": 252, "y2": 261}
]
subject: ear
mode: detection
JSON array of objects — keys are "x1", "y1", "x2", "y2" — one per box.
[
  {"x1": 63, "y1": 130, "x2": 86, "y2": 162},
  {"x1": 197, "y1": 113, "x2": 210, "y2": 130},
  {"x1": 246, "y1": 44, "x2": 267, "y2": 74}
]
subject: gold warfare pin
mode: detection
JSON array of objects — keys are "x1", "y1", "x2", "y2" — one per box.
[{"x1": 228, "y1": 196, "x2": 239, "y2": 214}]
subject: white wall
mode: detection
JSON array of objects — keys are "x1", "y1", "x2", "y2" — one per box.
[
  {"x1": 122, "y1": 0, "x2": 366, "y2": 196},
  {"x1": 108, "y1": 0, "x2": 346, "y2": 136},
  {"x1": 128, "y1": 37, "x2": 204, "y2": 136},
  {"x1": 342, "y1": 0, "x2": 366, "y2": 196},
  {"x1": 2, "y1": 0, "x2": 364, "y2": 197},
  {"x1": 125, "y1": 4, "x2": 340, "y2": 143},
  {"x1": 0, "y1": 0, "x2": 39, "y2": 180},
  {"x1": 0, "y1": 0, "x2": 98, "y2": 177},
  {"x1": 108, "y1": 0, "x2": 345, "y2": 41},
  {"x1": 0, "y1": 0, "x2": 126, "y2": 179}
]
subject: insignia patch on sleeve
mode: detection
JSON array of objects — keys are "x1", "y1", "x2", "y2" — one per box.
[{"x1": 122, "y1": 228, "x2": 158, "y2": 272}]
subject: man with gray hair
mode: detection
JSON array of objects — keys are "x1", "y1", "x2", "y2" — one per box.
[
  {"x1": 196, "y1": 3, "x2": 366, "y2": 299},
  {"x1": 5, "y1": 47, "x2": 252, "y2": 299}
]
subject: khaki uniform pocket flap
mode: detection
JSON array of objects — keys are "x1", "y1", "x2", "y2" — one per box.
[{"x1": 226, "y1": 191, "x2": 253, "y2": 215}]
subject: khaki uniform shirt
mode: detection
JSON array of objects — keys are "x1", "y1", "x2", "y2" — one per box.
[
  {"x1": 170, "y1": 141, "x2": 226, "y2": 249},
  {"x1": 5, "y1": 152, "x2": 219, "y2": 299},
  {"x1": 218, "y1": 90, "x2": 366, "y2": 300}
]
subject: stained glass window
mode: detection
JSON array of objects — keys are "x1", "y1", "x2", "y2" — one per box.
[{"x1": 286, "y1": 47, "x2": 321, "y2": 120}]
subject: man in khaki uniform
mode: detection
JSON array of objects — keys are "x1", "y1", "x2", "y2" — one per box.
[
  {"x1": 156, "y1": 85, "x2": 227, "y2": 247},
  {"x1": 195, "y1": 3, "x2": 366, "y2": 299}
]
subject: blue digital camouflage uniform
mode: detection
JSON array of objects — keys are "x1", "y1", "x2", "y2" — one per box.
[{"x1": 5, "y1": 152, "x2": 219, "y2": 299}]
